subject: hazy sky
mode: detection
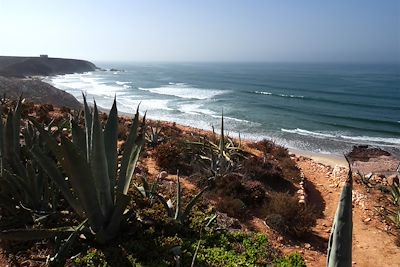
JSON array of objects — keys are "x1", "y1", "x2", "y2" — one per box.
[{"x1": 0, "y1": 0, "x2": 399, "y2": 62}]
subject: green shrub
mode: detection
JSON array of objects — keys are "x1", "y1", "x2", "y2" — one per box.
[
  {"x1": 73, "y1": 249, "x2": 108, "y2": 267},
  {"x1": 193, "y1": 231, "x2": 277, "y2": 266},
  {"x1": 275, "y1": 252, "x2": 306, "y2": 267}
]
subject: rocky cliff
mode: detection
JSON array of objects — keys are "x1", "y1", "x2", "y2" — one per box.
[
  {"x1": 0, "y1": 76, "x2": 81, "y2": 109},
  {"x1": 0, "y1": 56, "x2": 97, "y2": 77}
]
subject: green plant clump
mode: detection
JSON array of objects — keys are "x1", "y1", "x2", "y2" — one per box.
[
  {"x1": 275, "y1": 252, "x2": 306, "y2": 267},
  {"x1": 192, "y1": 231, "x2": 277, "y2": 266},
  {"x1": 73, "y1": 249, "x2": 108, "y2": 267}
]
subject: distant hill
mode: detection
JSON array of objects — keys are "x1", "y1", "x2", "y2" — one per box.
[
  {"x1": 0, "y1": 76, "x2": 81, "y2": 109},
  {"x1": 0, "y1": 56, "x2": 97, "y2": 77}
]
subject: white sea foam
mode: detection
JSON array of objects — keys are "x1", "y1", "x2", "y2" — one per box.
[
  {"x1": 139, "y1": 83, "x2": 226, "y2": 100},
  {"x1": 281, "y1": 128, "x2": 400, "y2": 146},
  {"x1": 179, "y1": 104, "x2": 216, "y2": 116},
  {"x1": 49, "y1": 73, "x2": 131, "y2": 99},
  {"x1": 255, "y1": 91, "x2": 272, "y2": 95},
  {"x1": 281, "y1": 128, "x2": 336, "y2": 138},
  {"x1": 254, "y1": 91, "x2": 304, "y2": 98},
  {"x1": 340, "y1": 135, "x2": 400, "y2": 145},
  {"x1": 116, "y1": 81, "x2": 132, "y2": 85},
  {"x1": 118, "y1": 98, "x2": 172, "y2": 112}
]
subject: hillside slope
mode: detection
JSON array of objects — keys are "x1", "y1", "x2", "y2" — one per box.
[{"x1": 0, "y1": 76, "x2": 81, "y2": 109}]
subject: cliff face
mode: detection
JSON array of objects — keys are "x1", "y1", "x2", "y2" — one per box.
[
  {"x1": 0, "y1": 76, "x2": 81, "y2": 109},
  {"x1": 0, "y1": 56, "x2": 97, "y2": 77}
]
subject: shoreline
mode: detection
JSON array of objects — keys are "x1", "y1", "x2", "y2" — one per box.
[
  {"x1": 289, "y1": 148, "x2": 348, "y2": 168},
  {"x1": 117, "y1": 106, "x2": 349, "y2": 168},
  {"x1": 38, "y1": 75, "x2": 394, "y2": 170}
]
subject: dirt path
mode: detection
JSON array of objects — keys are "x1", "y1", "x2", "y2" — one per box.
[{"x1": 296, "y1": 157, "x2": 399, "y2": 267}]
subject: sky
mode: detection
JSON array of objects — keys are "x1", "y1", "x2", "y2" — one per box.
[{"x1": 0, "y1": 0, "x2": 399, "y2": 63}]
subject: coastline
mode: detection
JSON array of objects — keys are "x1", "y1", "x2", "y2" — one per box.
[
  {"x1": 109, "y1": 104, "x2": 349, "y2": 168},
  {"x1": 23, "y1": 73, "x2": 394, "y2": 171},
  {"x1": 289, "y1": 148, "x2": 348, "y2": 168}
]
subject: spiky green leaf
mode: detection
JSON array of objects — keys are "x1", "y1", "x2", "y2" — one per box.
[
  {"x1": 103, "y1": 97, "x2": 118, "y2": 201},
  {"x1": 59, "y1": 136, "x2": 104, "y2": 230},
  {"x1": 90, "y1": 102, "x2": 113, "y2": 218},
  {"x1": 30, "y1": 145, "x2": 83, "y2": 216},
  {"x1": 82, "y1": 93, "x2": 92, "y2": 162}
]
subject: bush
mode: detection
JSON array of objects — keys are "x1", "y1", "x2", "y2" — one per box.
[
  {"x1": 241, "y1": 157, "x2": 294, "y2": 192},
  {"x1": 193, "y1": 231, "x2": 278, "y2": 266},
  {"x1": 264, "y1": 193, "x2": 316, "y2": 237},
  {"x1": 279, "y1": 157, "x2": 301, "y2": 181},
  {"x1": 154, "y1": 139, "x2": 193, "y2": 175},
  {"x1": 275, "y1": 252, "x2": 306, "y2": 267},
  {"x1": 215, "y1": 173, "x2": 266, "y2": 206},
  {"x1": 216, "y1": 197, "x2": 246, "y2": 218}
]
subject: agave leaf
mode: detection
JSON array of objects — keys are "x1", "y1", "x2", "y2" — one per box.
[
  {"x1": 0, "y1": 106, "x2": 4, "y2": 169},
  {"x1": 155, "y1": 194, "x2": 174, "y2": 218},
  {"x1": 50, "y1": 219, "x2": 88, "y2": 265},
  {"x1": 26, "y1": 160, "x2": 40, "y2": 209},
  {"x1": 118, "y1": 109, "x2": 145, "y2": 195},
  {"x1": 141, "y1": 175, "x2": 150, "y2": 194},
  {"x1": 182, "y1": 186, "x2": 208, "y2": 222},
  {"x1": 219, "y1": 112, "x2": 225, "y2": 156},
  {"x1": 0, "y1": 226, "x2": 77, "y2": 241},
  {"x1": 103, "y1": 97, "x2": 118, "y2": 202},
  {"x1": 117, "y1": 107, "x2": 140, "y2": 194},
  {"x1": 4, "y1": 111, "x2": 15, "y2": 161},
  {"x1": 327, "y1": 157, "x2": 353, "y2": 267},
  {"x1": 90, "y1": 102, "x2": 113, "y2": 218},
  {"x1": 1, "y1": 171, "x2": 27, "y2": 202},
  {"x1": 175, "y1": 173, "x2": 182, "y2": 220},
  {"x1": 135, "y1": 186, "x2": 147, "y2": 197},
  {"x1": 30, "y1": 145, "x2": 83, "y2": 216},
  {"x1": 150, "y1": 176, "x2": 161, "y2": 195},
  {"x1": 6, "y1": 170, "x2": 35, "y2": 205},
  {"x1": 29, "y1": 118, "x2": 60, "y2": 157},
  {"x1": 59, "y1": 136, "x2": 104, "y2": 230},
  {"x1": 82, "y1": 93, "x2": 92, "y2": 162},
  {"x1": 103, "y1": 193, "x2": 130, "y2": 242},
  {"x1": 12, "y1": 96, "x2": 22, "y2": 154},
  {"x1": 70, "y1": 117, "x2": 86, "y2": 154}
]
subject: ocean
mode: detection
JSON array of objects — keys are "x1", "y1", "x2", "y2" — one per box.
[{"x1": 46, "y1": 62, "x2": 400, "y2": 155}]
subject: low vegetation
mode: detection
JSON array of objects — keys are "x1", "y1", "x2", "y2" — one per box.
[{"x1": 0, "y1": 96, "x2": 313, "y2": 266}]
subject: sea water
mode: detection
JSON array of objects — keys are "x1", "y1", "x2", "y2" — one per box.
[{"x1": 46, "y1": 62, "x2": 400, "y2": 155}]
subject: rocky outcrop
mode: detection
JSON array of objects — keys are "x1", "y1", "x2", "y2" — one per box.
[
  {"x1": 0, "y1": 56, "x2": 97, "y2": 77},
  {"x1": 0, "y1": 76, "x2": 81, "y2": 109}
]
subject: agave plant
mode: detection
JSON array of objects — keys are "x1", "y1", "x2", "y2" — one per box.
[
  {"x1": 0, "y1": 97, "x2": 59, "y2": 227},
  {"x1": 155, "y1": 172, "x2": 207, "y2": 224},
  {"x1": 190, "y1": 113, "x2": 248, "y2": 179},
  {"x1": 134, "y1": 172, "x2": 167, "y2": 205},
  {"x1": 385, "y1": 181, "x2": 400, "y2": 228},
  {"x1": 327, "y1": 156, "x2": 353, "y2": 267},
  {"x1": 145, "y1": 121, "x2": 163, "y2": 147},
  {"x1": 28, "y1": 94, "x2": 146, "y2": 243}
]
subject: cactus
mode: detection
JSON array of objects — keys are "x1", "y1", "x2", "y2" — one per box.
[{"x1": 327, "y1": 156, "x2": 353, "y2": 267}]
